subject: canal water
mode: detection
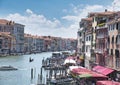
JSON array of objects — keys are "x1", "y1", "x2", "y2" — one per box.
[{"x1": 0, "y1": 52, "x2": 52, "y2": 85}]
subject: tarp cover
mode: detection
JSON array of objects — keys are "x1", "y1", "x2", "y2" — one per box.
[{"x1": 92, "y1": 65, "x2": 114, "y2": 75}]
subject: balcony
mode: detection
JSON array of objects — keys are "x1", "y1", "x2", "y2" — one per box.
[
  {"x1": 90, "y1": 56, "x2": 96, "y2": 62},
  {"x1": 96, "y1": 35, "x2": 104, "y2": 39},
  {"x1": 96, "y1": 34, "x2": 108, "y2": 39},
  {"x1": 94, "y1": 49, "x2": 104, "y2": 54},
  {"x1": 85, "y1": 29, "x2": 92, "y2": 34},
  {"x1": 96, "y1": 23, "x2": 107, "y2": 30}
]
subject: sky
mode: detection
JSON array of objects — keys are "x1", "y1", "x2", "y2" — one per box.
[{"x1": 0, "y1": 0, "x2": 120, "y2": 38}]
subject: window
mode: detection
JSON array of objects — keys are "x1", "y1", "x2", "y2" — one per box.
[
  {"x1": 107, "y1": 49, "x2": 109, "y2": 54},
  {"x1": 95, "y1": 17, "x2": 98, "y2": 21},
  {"x1": 116, "y1": 23, "x2": 118, "y2": 30},
  {"x1": 79, "y1": 32, "x2": 81, "y2": 36},
  {"x1": 116, "y1": 35, "x2": 118, "y2": 44},
  {"x1": 115, "y1": 49, "x2": 119, "y2": 58},
  {"x1": 112, "y1": 36, "x2": 114, "y2": 44},
  {"x1": 86, "y1": 37, "x2": 88, "y2": 41},
  {"x1": 0, "y1": 26, "x2": 1, "y2": 31},
  {"x1": 110, "y1": 25, "x2": 112, "y2": 30},
  {"x1": 108, "y1": 25, "x2": 110, "y2": 31},
  {"x1": 111, "y1": 49, "x2": 113, "y2": 55},
  {"x1": 119, "y1": 35, "x2": 120, "y2": 43},
  {"x1": 0, "y1": 39, "x2": 2, "y2": 49},
  {"x1": 86, "y1": 46, "x2": 88, "y2": 52},
  {"x1": 89, "y1": 36, "x2": 91, "y2": 41},
  {"x1": 119, "y1": 23, "x2": 120, "y2": 30},
  {"x1": 113, "y1": 24, "x2": 114, "y2": 30},
  {"x1": 108, "y1": 37, "x2": 110, "y2": 44}
]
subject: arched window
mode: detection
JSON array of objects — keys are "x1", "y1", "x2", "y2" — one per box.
[
  {"x1": 115, "y1": 49, "x2": 119, "y2": 58},
  {"x1": 116, "y1": 23, "x2": 118, "y2": 30},
  {"x1": 112, "y1": 36, "x2": 114, "y2": 44},
  {"x1": 111, "y1": 49, "x2": 113, "y2": 55},
  {"x1": 118, "y1": 35, "x2": 120, "y2": 42},
  {"x1": 116, "y1": 35, "x2": 118, "y2": 44},
  {"x1": 108, "y1": 37, "x2": 110, "y2": 44}
]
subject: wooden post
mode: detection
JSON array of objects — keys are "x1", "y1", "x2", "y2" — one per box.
[
  {"x1": 34, "y1": 67, "x2": 36, "y2": 78},
  {"x1": 31, "y1": 68, "x2": 33, "y2": 79},
  {"x1": 40, "y1": 67, "x2": 43, "y2": 84},
  {"x1": 37, "y1": 74, "x2": 40, "y2": 84}
]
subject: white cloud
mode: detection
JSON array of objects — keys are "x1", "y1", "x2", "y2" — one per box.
[
  {"x1": 0, "y1": 0, "x2": 119, "y2": 38},
  {"x1": 112, "y1": 0, "x2": 120, "y2": 11},
  {"x1": 62, "y1": 15, "x2": 78, "y2": 21},
  {"x1": 26, "y1": 9, "x2": 33, "y2": 14},
  {"x1": 61, "y1": 0, "x2": 119, "y2": 38},
  {"x1": 62, "y1": 5, "x2": 104, "y2": 22},
  {"x1": 1, "y1": 9, "x2": 78, "y2": 38},
  {"x1": 1, "y1": 9, "x2": 66, "y2": 37},
  {"x1": 61, "y1": 4, "x2": 105, "y2": 38}
]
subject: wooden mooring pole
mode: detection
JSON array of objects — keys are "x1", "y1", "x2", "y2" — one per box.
[{"x1": 31, "y1": 68, "x2": 34, "y2": 79}]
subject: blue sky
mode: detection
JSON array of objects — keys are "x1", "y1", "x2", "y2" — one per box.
[
  {"x1": 0, "y1": 0, "x2": 119, "y2": 38},
  {"x1": 0, "y1": 0, "x2": 112, "y2": 19}
]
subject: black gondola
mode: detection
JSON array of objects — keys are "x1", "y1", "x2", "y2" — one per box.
[{"x1": 29, "y1": 57, "x2": 34, "y2": 62}]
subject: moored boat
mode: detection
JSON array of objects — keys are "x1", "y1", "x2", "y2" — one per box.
[{"x1": 0, "y1": 65, "x2": 18, "y2": 71}]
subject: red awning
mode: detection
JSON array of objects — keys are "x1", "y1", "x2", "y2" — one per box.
[
  {"x1": 92, "y1": 65, "x2": 114, "y2": 75},
  {"x1": 96, "y1": 80, "x2": 120, "y2": 85},
  {"x1": 71, "y1": 67, "x2": 91, "y2": 74},
  {"x1": 71, "y1": 66, "x2": 107, "y2": 79}
]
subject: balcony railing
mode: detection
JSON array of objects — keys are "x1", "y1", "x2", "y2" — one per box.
[
  {"x1": 96, "y1": 35, "x2": 104, "y2": 39},
  {"x1": 90, "y1": 56, "x2": 96, "y2": 62},
  {"x1": 94, "y1": 49, "x2": 104, "y2": 54},
  {"x1": 97, "y1": 23, "x2": 107, "y2": 29},
  {"x1": 97, "y1": 35, "x2": 108, "y2": 39}
]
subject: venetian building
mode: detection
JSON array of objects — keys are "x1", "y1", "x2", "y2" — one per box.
[
  {"x1": 107, "y1": 13, "x2": 120, "y2": 70},
  {"x1": 0, "y1": 32, "x2": 16, "y2": 54},
  {"x1": 0, "y1": 19, "x2": 25, "y2": 53}
]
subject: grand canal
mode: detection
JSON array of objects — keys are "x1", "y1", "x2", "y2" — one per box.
[{"x1": 0, "y1": 52, "x2": 52, "y2": 85}]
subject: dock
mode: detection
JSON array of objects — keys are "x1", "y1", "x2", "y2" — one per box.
[{"x1": 42, "y1": 52, "x2": 77, "y2": 85}]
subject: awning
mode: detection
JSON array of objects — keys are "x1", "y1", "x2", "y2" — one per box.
[
  {"x1": 92, "y1": 65, "x2": 114, "y2": 75},
  {"x1": 66, "y1": 56, "x2": 75, "y2": 59},
  {"x1": 71, "y1": 66, "x2": 91, "y2": 74},
  {"x1": 78, "y1": 73, "x2": 92, "y2": 78},
  {"x1": 70, "y1": 66, "x2": 107, "y2": 79},
  {"x1": 96, "y1": 80, "x2": 120, "y2": 85},
  {"x1": 64, "y1": 59, "x2": 76, "y2": 65}
]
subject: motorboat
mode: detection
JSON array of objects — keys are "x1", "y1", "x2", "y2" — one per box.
[{"x1": 0, "y1": 65, "x2": 18, "y2": 71}]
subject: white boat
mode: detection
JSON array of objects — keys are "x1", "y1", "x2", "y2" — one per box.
[{"x1": 0, "y1": 65, "x2": 18, "y2": 71}]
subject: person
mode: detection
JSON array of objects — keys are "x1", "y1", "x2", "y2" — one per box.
[{"x1": 76, "y1": 56, "x2": 81, "y2": 66}]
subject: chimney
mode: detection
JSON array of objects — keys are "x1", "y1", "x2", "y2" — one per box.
[{"x1": 105, "y1": 9, "x2": 107, "y2": 12}]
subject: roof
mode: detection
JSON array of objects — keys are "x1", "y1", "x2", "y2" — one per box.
[
  {"x1": 0, "y1": 19, "x2": 9, "y2": 25},
  {"x1": 0, "y1": 19, "x2": 24, "y2": 26},
  {"x1": 92, "y1": 65, "x2": 114, "y2": 75},
  {"x1": 81, "y1": 17, "x2": 92, "y2": 21},
  {"x1": 90, "y1": 11, "x2": 116, "y2": 16},
  {"x1": 0, "y1": 19, "x2": 14, "y2": 25},
  {"x1": 107, "y1": 18, "x2": 120, "y2": 24}
]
